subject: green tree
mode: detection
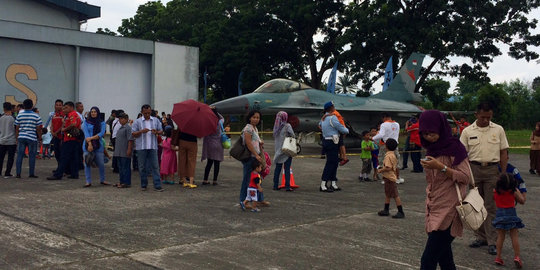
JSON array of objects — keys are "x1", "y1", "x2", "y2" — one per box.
[
  {"x1": 96, "y1": 28, "x2": 117, "y2": 36},
  {"x1": 336, "y1": 73, "x2": 359, "y2": 94},
  {"x1": 420, "y1": 78, "x2": 450, "y2": 109},
  {"x1": 342, "y1": 0, "x2": 540, "y2": 91}
]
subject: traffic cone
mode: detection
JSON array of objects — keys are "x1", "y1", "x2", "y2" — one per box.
[{"x1": 279, "y1": 168, "x2": 299, "y2": 189}]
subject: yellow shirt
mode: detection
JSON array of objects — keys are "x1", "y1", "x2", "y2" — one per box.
[
  {"x1": 382, "y1": 151, "x2": 398, "y2": 181},
  {"x1": 459, "y1": 121, "x2": 509, "y2": 163}
]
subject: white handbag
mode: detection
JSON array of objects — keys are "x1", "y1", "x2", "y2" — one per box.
[
  {"x1": 455, "y1": 162, "x2": 488, "y2": 231},
  {"x1": 281, "y1": 137, "x2": 298, "y2": 157}
]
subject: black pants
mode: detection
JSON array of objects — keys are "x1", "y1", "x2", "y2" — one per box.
[
  {"x1": 51, "y1": 137, "x2": 62, "y2": 166},
  {"x1": 54, "y1": 140, "x2": 80, "y2": 178},
  {"x1": 203, "y1": 159, "x2": 220, "y2": 181},
  {"x1": 410, "y1": 144, "x2": 423, "y2": 172},
  {"x1": 420, "y1": 227, "x2": 456, "y2": 270},
  {"x1": 0, "y1": 144, "x2": 16, "y2": 176}
]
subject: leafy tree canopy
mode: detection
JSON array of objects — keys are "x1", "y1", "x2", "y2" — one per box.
[{"x1": 117, "y1": 0, "x2": 540, "y2": 99}]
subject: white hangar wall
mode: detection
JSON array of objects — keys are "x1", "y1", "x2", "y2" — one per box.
[
  {"x1": 78, "y1": 49, "x2": 152, "y2": 118},
  {"x1": 154, "y1": 42, "x2": 199, "y2": 114}
]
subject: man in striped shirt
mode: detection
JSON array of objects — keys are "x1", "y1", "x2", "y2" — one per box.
[{"x1": 14, "y1": 99, "x2": 42, "y2": 178}]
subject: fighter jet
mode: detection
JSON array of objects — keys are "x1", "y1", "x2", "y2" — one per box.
[{"x1": 212, "y1": 53, "x2": 426, "y2": 146}]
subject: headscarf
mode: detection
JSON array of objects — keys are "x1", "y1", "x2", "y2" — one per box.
[
  {"x1": 534, "y1": 122, "x2": 540, "y2": 137},
  {"x1": 273, "y1": 111, "x2": 288, "y2": 138},
  {"x1": 86, "y1": 106, "x2": 102, "y2": 149},
  {"x1": 419, "y1": 110, "x2": 467, "y2": 166}
]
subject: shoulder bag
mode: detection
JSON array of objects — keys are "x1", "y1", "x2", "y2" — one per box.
[
  {"x1": 282, "y1": 137, "x2": 297, "y2": 157},
  {"x1": 455, "y1": 162, "x2": 488, "y2": 231},
  {"x1": 220, "y1": 121, "x2": 231, "y2": 149},
  {"x1": 230, "y1": 136, "x2": 251, "y2": 161}
]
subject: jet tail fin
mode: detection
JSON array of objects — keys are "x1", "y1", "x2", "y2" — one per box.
[{"x1": 372, "y1": 52, "x2": 426, "y2": 103}]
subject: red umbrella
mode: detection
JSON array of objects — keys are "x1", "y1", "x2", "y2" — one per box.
[{"x1": 171, "y1": 99, "x2": 218, "y2": 138}]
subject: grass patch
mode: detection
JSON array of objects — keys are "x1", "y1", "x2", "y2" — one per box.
[{"x1": 507, "y1": 130, "x2": 532, "y2": 154}]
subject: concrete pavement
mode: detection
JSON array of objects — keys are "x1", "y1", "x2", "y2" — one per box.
[{"x1": 0, "y1": 138, "x2": 538, "y2": 269}]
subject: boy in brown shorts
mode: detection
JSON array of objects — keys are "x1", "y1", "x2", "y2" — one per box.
[{"x1": 377, "y1": 138, "x2": 405, "y2": 218}]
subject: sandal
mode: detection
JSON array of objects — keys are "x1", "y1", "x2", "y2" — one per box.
[
  {"x1": 100, "y1": 182, "x2": 111, "y2": 186},
  {"x1": 113, "y1": 183, "x2": 121, "y2": 187},
  {"x1": 514, "y1": 256, "x2": 523, "y2": 268},
  {"x1": 117, "y1": 184, "x2": 130, "y2": 188},
  {"x1": 83, "y1": 183, "x2": 91, "y2": 188},
  {"x1": 494, "y1": 257, "x2": 504, "y2": 266}
]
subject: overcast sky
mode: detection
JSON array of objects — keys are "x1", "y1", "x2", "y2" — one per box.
[{"x1": 82, "y1": 0, "x2": 540, "y2": 92}]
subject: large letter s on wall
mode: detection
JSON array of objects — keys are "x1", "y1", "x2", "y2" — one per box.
[{"x1": 5, "y1": 64, "x2": 38, "y2": 106}]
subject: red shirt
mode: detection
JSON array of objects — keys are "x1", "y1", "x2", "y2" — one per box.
[
  {"x1": 249, "y1": 172, "x2": 261, "y2": 188},
  {"x1": 51, "y1": 111, "x2": 65, "y2": 139},
  {"x1": 407, "y1": 122, "x2": 421, "y2": 147},
  {"x1": 457, "y1": 121, "x2": 470, "y2": 133},
  {"x1": 63, "y1": 111, "x2": 81, "y2": 142},
  {"x1": 493, "y1": 190, "x2": 515, "y2": 208}
]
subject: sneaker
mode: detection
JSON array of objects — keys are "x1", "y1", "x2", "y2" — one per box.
[
  {"x1": 469, "y1": 240, "x2": 488, "y2": 248},
  {"x1": 529, "y1": 169, "x2": 536, "y2": 174},
  {"x1": 488, "y1": 245, "x2": 497, "y2": 255},
  {"x1": 16, "y1": 174, "x2": 21, "y2": 179},
  {"x1": 358, "y1": 176, "x2": 364, "y2": 181},
  {"x1": 251, "y1": 208, "x2": 260, "y2": 212},
  {"x1": 239, "y1": 201, "x2": 246, "y2": 211},
  {"x1": 396, "y1": 178, "x2": 405, "y2": 184},
  {"x1": 514, "y1": 256, "x2": 523, "y2": 268},
  {"x1": 494, "y1": 257, "x2": 504, "y2": 266},
  {"x1": 339, "y1": 159, "x2": 349, "y2": 166},
  {"x1": 378, "y1": 210, "x2": 389, "y2": 216},
  {"x1": 28, "y1": 175, "x2": 38, "y2": 178},
  {"x1": 3, "y1": 174, "x2": 13, "y2": 179},
  {"x1": 380, "y1": 180, "x2": 385, "y2": 184},
  {"x1": 154, "y1": 187, "x2": 164, "y2": 192},
  {"x1": 392, "y1": 212, "x2": 405, "y2": 219},
  {"x1": 364, "y1": 177, "x2": 372, "y2": 182},
  {"x1": 141, "y1": 187, "x2": 147, "y2": 191},
  {"x1": 400, "y1": 166, "x2": 408, "y2": 170}
]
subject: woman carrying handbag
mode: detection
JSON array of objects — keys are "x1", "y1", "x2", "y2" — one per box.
[
  {"x1": 418, "y1": 110, "x2": 471, "y2": 270},
  {"x1": 272, "y1": 111, "x2": 295, "y2": 191}
]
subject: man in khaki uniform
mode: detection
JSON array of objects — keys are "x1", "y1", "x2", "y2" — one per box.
[{"x1": 460, "y1": 102, "x2": 508, "y2": 255}]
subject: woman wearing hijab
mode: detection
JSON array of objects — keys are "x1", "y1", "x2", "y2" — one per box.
[
  {"x1": 272, "y1": 111, "x2": 295, "y2": 191},
  {"x1": 418, "y1": 110, "x2": 471, "y2": 270},
  {"x1": 529, "y1": 122, "x2": 540, "y2": 174},
  {"x1": 82, "y1": 106, "x2": 109, "y2": 187}
]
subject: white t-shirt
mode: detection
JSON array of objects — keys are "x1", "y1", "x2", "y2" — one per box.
[{"x1": 372, "y1": 121, "x2": 400, "y2": 143}]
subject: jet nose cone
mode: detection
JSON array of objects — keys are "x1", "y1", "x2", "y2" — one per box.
[{"x1": 212, "y1": 97, "x2": 249, "y2": 115}]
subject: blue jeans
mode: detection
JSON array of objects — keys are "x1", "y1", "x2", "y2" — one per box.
[
  {"x1": 84, "y1": 150, "x2": 105, "y2": 184},
  {"x1": 137, "y1": 149, "x2": 161, "y2": 188},
  {"x1": 117, "y1": 157, "x2": 131, "y2": 185},
  {"x1": 273, "y1": 156, "x2": 292, "y2": 189},
  {"x1": 239, "y1": 157, "x2": 255, "y2": 202},
  {"x1": 16, "y1": 138, "x2": 37, "y2": 176},
  {"x1": 321, "y1": 139, "x2": 339, "y2": 182}
]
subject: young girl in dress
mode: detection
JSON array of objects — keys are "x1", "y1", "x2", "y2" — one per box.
[
  {"x1": 493, "y1": 173, "x2": 526, "y2": 268},
  {"x1": 160, "y1": 127, "x2": 177, "y2": 185}
]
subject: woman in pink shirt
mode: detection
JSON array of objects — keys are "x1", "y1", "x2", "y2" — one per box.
[{"x1": 418, "y1": 110, "x2": 471, "y2": 270}]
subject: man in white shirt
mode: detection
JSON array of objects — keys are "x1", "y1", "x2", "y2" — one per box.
[{"x1": 372, "y1": 113, "x2": 401, "y2": 183}]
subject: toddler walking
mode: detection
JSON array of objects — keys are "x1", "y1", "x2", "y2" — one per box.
[
  {"x1": 241, "y1": 160, "x2": 263, "y2": 212},
  {"x1": 493, "y1": 173, "x2": 525, "y2": 268},
  {"x1": 41, "y1": 128, "x2": 52, "y2": 159}
]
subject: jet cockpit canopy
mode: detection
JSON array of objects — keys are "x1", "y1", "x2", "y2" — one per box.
[{"x1": 253, "y1": 78, "x2": 312, "y2": 93}]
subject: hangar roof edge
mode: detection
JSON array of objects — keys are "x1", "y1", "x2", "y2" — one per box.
[{"x1": 37, "y1": 0, "x2": 100, "y2": 20}]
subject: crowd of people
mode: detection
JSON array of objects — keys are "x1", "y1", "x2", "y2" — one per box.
[{"x1": 0, "y1": 98, "x2": 533, "y2": 268}]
